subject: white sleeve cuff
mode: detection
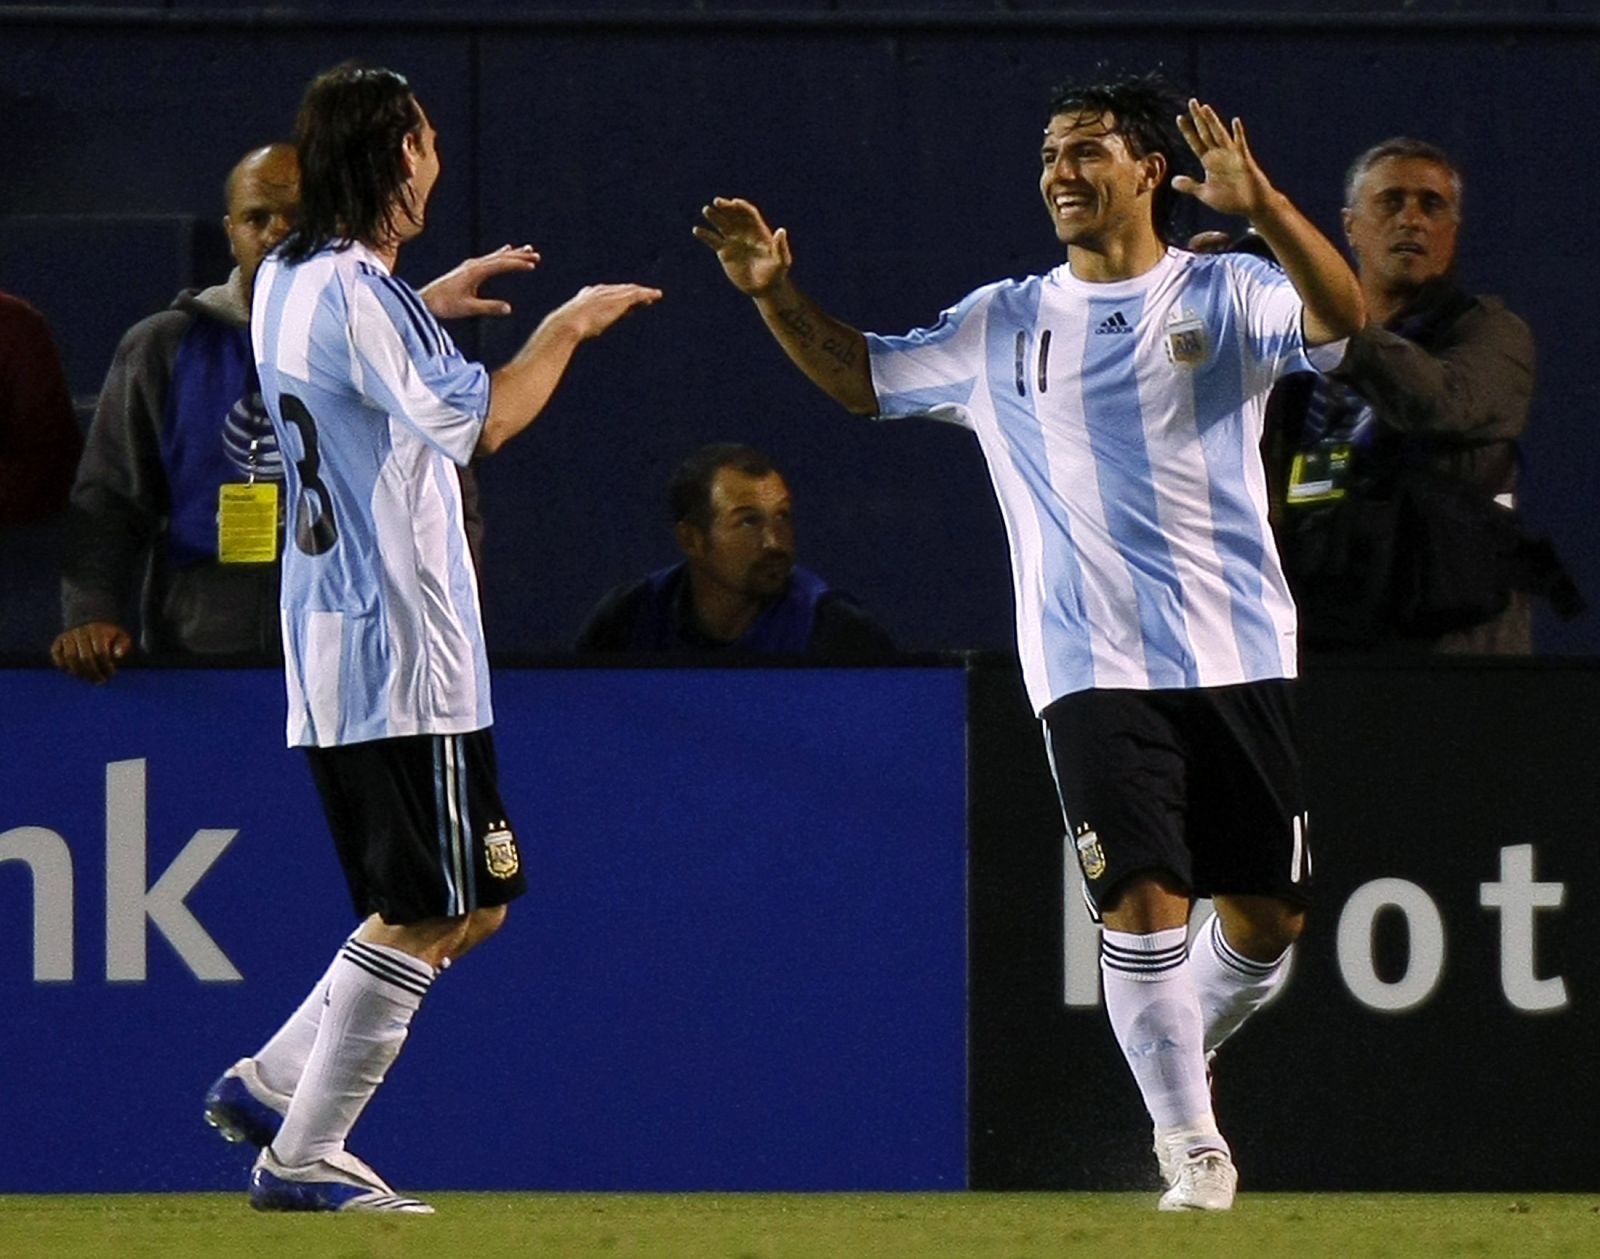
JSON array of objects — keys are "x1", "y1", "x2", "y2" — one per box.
[{"x1": 1304, "y1": 337, "x2": 1349, "y2": 373}]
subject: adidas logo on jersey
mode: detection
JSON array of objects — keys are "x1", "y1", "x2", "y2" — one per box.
[{"x1": 1094, "y1": 311, "x2": 1134, "y2": 335}]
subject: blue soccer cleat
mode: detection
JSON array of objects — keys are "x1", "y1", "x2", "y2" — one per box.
[
  {"x1": 249, "y1": 1147, "x2": 434, "y2": 1213},
  {"x1": 203, "y1": 1058, "x2": 290, "y2": 1149}
]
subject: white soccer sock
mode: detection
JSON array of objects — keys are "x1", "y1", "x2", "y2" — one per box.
[
  {"x1": 1100, "y1": 927, "x2": 1217, "y2": 1134},
  {"x1": 1188, "y1": 911, "x2": 1292, "y2": 1055},
  {"x1": 270, "y1": 938, "x2": 435, "y2": 1168},
  {"x1": 252, "y1": 932, "x2": 359, "y2": 1099}
]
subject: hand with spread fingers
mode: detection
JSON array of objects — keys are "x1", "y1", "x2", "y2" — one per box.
[
  {"x1": 1173, "y1": 99, "x2": 1278, "y2": 220},
  {"x1": 693, "y1": 198, "x2": 793, "y2": 297},
  {"x1": 419, "y1": 244, "x2": 542, "y2": 319}
]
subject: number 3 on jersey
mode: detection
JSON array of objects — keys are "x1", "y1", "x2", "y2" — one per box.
[{"x1": 280, "y1": 394, "x2": 339, "y2": 556}]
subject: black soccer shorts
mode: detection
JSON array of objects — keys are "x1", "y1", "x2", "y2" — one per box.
[
  {"x1": 1042, "y1": 679, "x2": 1311, "y2": 917},
  {"x1": 305, "y1": 727, "x2": 528, "y2": 925}
]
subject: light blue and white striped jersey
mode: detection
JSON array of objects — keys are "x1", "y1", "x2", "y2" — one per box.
[
  {"x1": 252, "y1": 240, "x2": 492, "y2": 747},
  {"x1": 868, "y1": 247, "x2": 1341, "y2": 715}
]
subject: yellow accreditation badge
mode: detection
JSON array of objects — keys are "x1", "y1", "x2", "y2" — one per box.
[
  {"x1": 217, "y1": 482, "x2": 280, "y2": 564},
  {"x1": 1286, "y1": 444, "x2": 1353, "y2": 505}
]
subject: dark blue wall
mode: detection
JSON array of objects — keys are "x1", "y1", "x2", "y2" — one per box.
[
  {"x1": 0, "y1": 663, "x2": 968, "y2": 1191},
  {"x1": 3, "y1": 6, "x2": 1596, "y2": 655}
]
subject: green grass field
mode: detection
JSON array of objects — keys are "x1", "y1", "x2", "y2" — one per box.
[{"x1": 1, "y1": 1193, "x2": 1595, "y2": 1259}]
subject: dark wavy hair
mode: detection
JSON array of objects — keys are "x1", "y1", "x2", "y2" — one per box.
[
  {"x1": 1045, "y1": 72, "x2": 1195, "y2": 244},
  {"x1": 670, "y1": 444, "x2": 779, "y2": 529},
  {"x1": 277, "y1": 63, "x2": 424, "y2": 264}
]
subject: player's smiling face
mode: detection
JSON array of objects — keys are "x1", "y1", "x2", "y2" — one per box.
[{"x1": 1039, "y1": 111, "x2": 1163, "y2": 251}]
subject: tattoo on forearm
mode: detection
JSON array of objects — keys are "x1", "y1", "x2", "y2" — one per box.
[
  {"x1": 822, "y1": 335, "x2": 858, "y2": 368},
  {"x1": 776, "y1": 305, "x2": 857, "y2": 369},
  {"x1": 776, "y1": 305, "x2": 816, "y2": 346}
]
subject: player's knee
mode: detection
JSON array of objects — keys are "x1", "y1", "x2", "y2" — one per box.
[
  {"x1": 1254, "y1": 916, "x2": 1303, "y2": 958},
  {"x1": 1100, "y1": 869, "x2": 1192, "y2": 933},
  {"x1": 1219, "y1": 899, "x2": 1304, "y2": 960}
]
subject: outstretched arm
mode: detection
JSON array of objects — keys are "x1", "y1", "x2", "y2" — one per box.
[
  {"x1": 694, "y1": 198, "x2": 877, "y2": 415},
  {"x1": 1174, "y1": 100, "x2": 1364, "y2": 345},
  {"x1": 477, "y1": 282, "x2": 662, "y2": 455}
]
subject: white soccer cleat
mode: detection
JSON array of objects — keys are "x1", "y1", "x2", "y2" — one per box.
[
  {"x1": 1157, "y1": 1147, "x2": 1238, "y2": 1212},
  {"x1": 249, "y1": 1146, "x2": 435, "y2": 1213}
]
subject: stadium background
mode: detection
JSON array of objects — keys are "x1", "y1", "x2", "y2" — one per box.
[
  {"x1": 1, "y1": 0, "x2": 1595, "y2": 658},
  {"x1": 1, "y1": 0, "x2": 1596, "y2": 1199}
]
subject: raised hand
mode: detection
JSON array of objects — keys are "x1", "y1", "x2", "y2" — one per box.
[
  {"x1": 419, "y1": 244, "x2": 541, "y2": 319},
  {"x1": 693, "y1": 197, "x2": 793, "y2": 296},
  {"x1": 1172, "y1": 100, "x2": 1276, "y2": 219},
  {"x1": 545, "y1": 283, "x2": 663, "y2": 342}
]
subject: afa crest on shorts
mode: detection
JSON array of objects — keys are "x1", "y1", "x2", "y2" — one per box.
[
  {"x1": 1074, "y1": 823, "x2": 1107, "y2": 881},
  {"x1": 484, "y1": 823, "x2": 520, "y2": 879}
]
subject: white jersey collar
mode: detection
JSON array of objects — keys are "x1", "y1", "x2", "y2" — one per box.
[{"x1": 1048, "y1": 246, "x2": 1184, "y2": 299}]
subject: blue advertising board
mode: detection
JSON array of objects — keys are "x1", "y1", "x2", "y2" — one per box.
[{"x1": 0, "y1": 665, "x2": 968, "y2": 1193}]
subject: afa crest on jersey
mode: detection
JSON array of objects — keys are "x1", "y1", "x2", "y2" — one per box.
[
  {"x1": 484, "y1": 825, "x2": 520, "y2": 879},
  {"x1": 1164, "y1": 308, "x2": 1209, "y2": 366}
]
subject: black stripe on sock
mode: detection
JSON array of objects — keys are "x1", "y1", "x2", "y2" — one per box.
[
  {"x1": 344, "y1": 939, "x2": 433, "y2": 988},
  {"x1": 341, "y1": 949, "x2": 431, "y2": 999},
  {"x1": 341, "y1": 941, "x2": 433, "y2": 998},
  {"x1": 1211, "y1": 918, "x2": 1281, "y2": 978},
  {"x1": 1101, "y1": 944, "x2": 1187, "y2": 977},
  {"x1": 1101, "y1": 938, "x2": 1187, "y2": 957}
]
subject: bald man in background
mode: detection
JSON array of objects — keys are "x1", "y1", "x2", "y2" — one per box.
[{"x1": 53, "y1": 143, "x2": 302, "y2": 679}]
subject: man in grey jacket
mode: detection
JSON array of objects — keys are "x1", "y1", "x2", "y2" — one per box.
[
  {"x1": 1272, "y1": 137, "x2": 1541, "y2": 653},
  {"x1": 52, "y1": 143, "x2": 301, "y2": 681}
]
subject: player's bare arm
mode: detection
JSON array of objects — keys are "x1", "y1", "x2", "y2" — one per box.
[
  {"x1": 1173, "y1": 99, "x2": 1364, "y2": 345},
  {"x1": 694, "y1": 197, "x2": 877, "y2": 415},
  {"x1": 420, "y1": 244, "x2": 542, "y2": 319},
  {"x1": 477, "y1": 281, "x2": 663, "y2": 455}
]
